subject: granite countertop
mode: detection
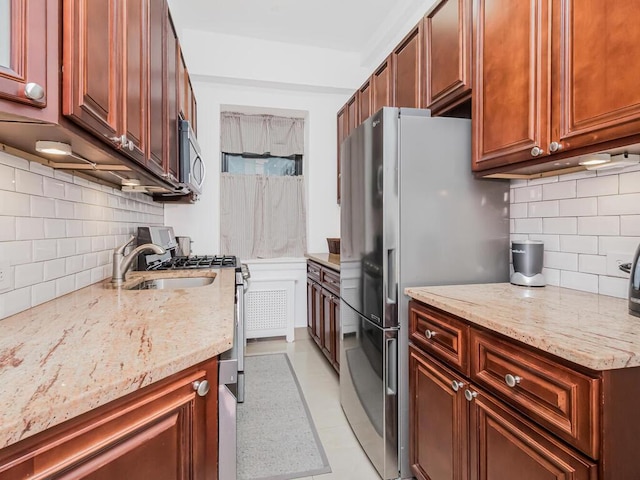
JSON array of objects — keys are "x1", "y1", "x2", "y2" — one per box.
[
  {"x1": 305, "y1": 253, "x2": 340, "y2": 272},
  {"x1": 0, "y1": 268, "x2": 236, "y2": 449},
  {"x1": 406, "y1": 283, "x2": 640, "y2": 371}
]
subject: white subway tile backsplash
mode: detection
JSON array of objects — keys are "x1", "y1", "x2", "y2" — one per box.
[
  {"x1": 44, "y1": 258, "x2": 66, "y2": 281},
  {"x1": 91, "y1": 237, "x2": 106, "y2": 252},
  {"x1": 30, "y1": 162, "x2": 55, "y2": 178},
  {"x1": 578, "y1": 254, "x2": 607, "y2": 275},
  {"x1": 0, "y1": 164, "x2": 15, "y2": 191},
  {"x1": 543, "y1": 217, "x2": 577, "y2": 234},
  {"x1": 599, "y1": 193, "x2": 640, "y2": 216},
  {"x1": 15, "y1": 262, "x2": 43, "y2": 288},
  {"x1": 599, "y1": 276, "x2": 628, "y2": 299},
  {"x1": 514, "y1": 218, "x2": 543, "y2": 234},
  {"x1": 53, "y1": 170, "x2": 74, "y2": 182},
  {"x1": 56, "y1": 275, "x2": 75, "y2": 297},
  {"x1": 65, "y1": 183, "x2": 83, "y2": 202},
  {"x1": 619, "y1": 171, "x2": 640, "y2": 194},
  {"x1": 30, "y1": 196, "x2": 55, "y2": 218},
  {"x1": 65, "y1": 255, "x2": 84, "y2": 275},
  {"x1": 542, "y1": 268, "x2": 560, "y2": 286},
  {"x1": 514, "y1": 185, "x2": 543, "y2": 203},
  {"x1": 66, "y1": 219, "x2": 83, "y2": 237},
  {"x1": 528, "y1": 176, "x2": 559, "y2": 186},
  {"x1": 528, "y1": 201, "x2": 559, "y2": 218},
  {"x1": 2, "y1": 287, "x2": 31, "y2": 317},
  {"x1": 543, "y1": 181, "x2": 576, "y2": 200},
  {"x1": 577, "y1": 175, "x2": 618, "y2": 197},
  {"x1": 76, "y1": 237, "x2": 91, "y2": 254},
  {"x1": 57, "y1": 238, "x2": 76, "y2": 257},
  {"x1": 33, "y1": 239, "x2": 58, "y2": 262},
  {"x1": 0, "y1": 191, "x2": 30, "y2": 216},
  {"x1": 15, "y1": 170, "x2": 43, "y2": 196},
  {"x1": 621, "y1": 216, "x2": 640, "y2": 236},
  {"x1": 76, "y1": 270, "x2": 92, "y2": 289},
  {"x1": 560, "y1": 271, "x2": 598, "y2": 293},
  {"x1": 16, "y1": 217, "x2": 44, "y2": 240},
  {"x1": 83, "y1": 252, "x2": 98, "y2": 269},
  {"x1": 0, "y1": 241, "x2": 32, "y2": 265},
  {"x1": 529, "y1": 234, "x2": 560, "y2": 251},
  {"x1": 0, "y1": 217, "x2": 15, "y2": 242},
  {"x1": 55, "y1": 200, "x2": 75, "y2": 219},
  {"x1": 598, "y1": 236, "x2": 640, "y2": 256},
  {"x1": 558, "y1": 197, "x2": 598, "y2": 217},
  {"x1": 43, "y1": 177, "x2": 66, "y2": 199},
  {"x1": 32, "y1": 280, "x2": 56, "y2": 306},
  {"x1": 91, "y1": 266, "x2": 106, "y2": 284},
  {"x1": 544, "y1": 251, "x2": 578, "y2": 271},
  {"x1": 560, "y1": 235, "x2": 598, "y2": 254},
  {"x1": 44, "y1": 218, "x2": 67, "y2": 239},
  {"x1": 0, "y1": 151, "x2": 29, "y2": 170},
  {"x1": 577, "y1": 216, "x2": 620, "y2": 236}
]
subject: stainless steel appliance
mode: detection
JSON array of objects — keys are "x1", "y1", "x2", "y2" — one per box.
[
  {"x1": 339, "y1": 108, "x2": 510, "y2": 480},
  {"x1": 619, "y1": 242, "x2": 640, "y2": 317},
  {"x1": 136, "y1": 226, "x2": 249, "y2": 480},
  {"x1": 510, "y1": 240, "x2": 545, "y2": 287},
  {"x1": 178, "y1": 119, "x2": 206, "y2": 197},
  {"x1": 175, "y1": 235, "x2": 193, "y2": 256}
]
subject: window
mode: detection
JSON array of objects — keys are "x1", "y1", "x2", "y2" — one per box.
[{"x1": 221, "y1": 153, "x2": 302, "y2": 176}]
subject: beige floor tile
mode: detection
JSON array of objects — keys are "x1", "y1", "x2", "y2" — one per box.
[{"x1": 245, "y1": 331, "x2": 381, "y2": 480}]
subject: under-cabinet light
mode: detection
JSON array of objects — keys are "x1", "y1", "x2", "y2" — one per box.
[
  {"x1": 584, "y1": 153, "x2": 640, "y2": 171},
  {"x1": 578, "y1": 153, "x2": 611, "y2": 167},
  {"x1": 35, "y1": 141, "x2": 72, "y2": 156}
]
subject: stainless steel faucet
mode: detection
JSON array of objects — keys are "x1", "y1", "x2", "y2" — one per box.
[{"x1": 111, "y1": 235, "x2": 165, "y2": 286}]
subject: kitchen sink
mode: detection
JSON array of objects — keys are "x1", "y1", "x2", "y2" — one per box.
[{"x1": 126, "y1": 276, "x2": 214, "y2": 290}]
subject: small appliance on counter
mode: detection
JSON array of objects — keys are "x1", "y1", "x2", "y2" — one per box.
[
  {"x1": 510, "y1": 240, "x2": 545, "y2": 287},
  {"x1": 619, "y1": 242, "x2": 640, "y2": 317},
  {"x1": 175, "y1": 235, "x2": 192, "y2": 257}
]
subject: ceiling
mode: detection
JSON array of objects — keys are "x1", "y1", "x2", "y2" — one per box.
[{"x1": 167, "y1": 0, "x2": 423, "y2": 53}]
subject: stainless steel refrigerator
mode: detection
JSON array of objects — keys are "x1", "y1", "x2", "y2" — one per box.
[{"x1": 339, "y1": 108, "x2": 510, "y2": 480}]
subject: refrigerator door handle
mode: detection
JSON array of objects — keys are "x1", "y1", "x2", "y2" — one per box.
[
  {"x1": 386, "y1": 337, "x2": 397, "y2": 396},
  {"x1": 386, "y1": 248, "x2": 397, "y2": 304}
]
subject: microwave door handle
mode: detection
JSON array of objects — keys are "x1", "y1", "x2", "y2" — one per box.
[{"x1": 198, "y1": 155, "x2": 206, "y2": 186}]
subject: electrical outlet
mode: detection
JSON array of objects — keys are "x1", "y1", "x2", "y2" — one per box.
[
  {"x1": 606, "y1": 251, "x2": 634, "y2": 278},
  {"x1": 0, "y1": 262, "x2": 9, "y2": 291}
]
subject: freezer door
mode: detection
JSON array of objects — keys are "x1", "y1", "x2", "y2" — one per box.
[{"x1": 340, "y1": 300, "x2": 398, "y2": 479}]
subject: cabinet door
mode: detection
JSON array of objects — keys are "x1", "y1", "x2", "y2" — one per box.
[
  {"x1": 472, "y1": 0, "x2": 551, "y2": 171},
  {"x1": 469, "y1": 388, "x2": 597, "y2": 480},
  {"x1": 63, "y1": 0, "x2": 119, "y2": 142},
  {"x1": 332, "y1": 294, "x2": 340, "y2": 369},
  {"x1": 121, "y1": 0, "x2": 148, "y2": 165},
  {"x1": 322, "y1": 288, "x2": 333, "y2": 361},
  {"x1": 165, "y1": 13, "x2": 180, "y2": 183},
  {"x1": 425, "y1": 0, "x2": 472, "y2": 114},
  {"x1": 347, "y1": 93, "x2": 358, "y2": 134},
  {"x1": 359, "y1": 79, "x2": 372, "y2": 123},
  {"x1": 307, "y1": 277, "x2": 315, "y2": 337},
  {"x1": 554, "y1": 0, "x2": 640, "y2": 152},
  {"x1": 409, "y1": 346, "x2": 468, "y2": 480},
  {"x1": 147, "y1": 0, "x2": 166, "y2": 176},
  {"x1": 313, "y1": 282, "x2": 324, "y2": 347},
  {"x1": 393, "y1": 23, "x2": 423, "y2": 109},
  {"x1": 371, "y1": 56, "x2": 393, "y2": 114},
  {"x1": 0, "y1": 0, "x2": 49, "y2": 109},
  {"x1": 336, "y1": 105, "x2": 347, "y2": 204}
]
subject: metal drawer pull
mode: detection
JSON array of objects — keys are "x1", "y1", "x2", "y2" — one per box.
[
  {"x1": 464, "y1": 389, "x2": 478, "y2": 402},
  {"x1": 505, "y1": 374, "x2": 522, "y2": 388},
  {"x1": 451, "y1": 380, "x2": 464, "y2": 392},
  {"x1": 424, "y1": 329, "x2": 437, "y2": 339},
  {"x1": 192, "y1": 380, "x2": 210, "y2": 397}
]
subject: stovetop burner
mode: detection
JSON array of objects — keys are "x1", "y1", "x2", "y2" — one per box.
[{"x1": 147, "y1": 255, "x2": 238, "y2": 271}]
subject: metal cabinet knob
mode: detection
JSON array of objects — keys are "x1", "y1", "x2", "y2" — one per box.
[
  {"x1": 451, "y1": 380, "x2": 465, "y2": 392},
  {"x1": 424, "y1": 329, "x2": 437, "y2": 339},
  {"x1": 531, "y1": 146, "x2": 544, "y2": 157},
  {"x1": 549, "y1": 141, "x2": 561, "y2": 152},
  {"x1": 504, "y1": 374, "x2": 522, "y2": 388},
  {"x1": 127, "y1": 140, "x2": 135, "y2": 151},
  {"x1": 24, "y1": 82, "x2": 45, "y2": 101},
  {"x1": 464, "y1": 389, "x2": 478, "y2": 402},
  {"x1": 192, "y1": 380, "x2": 210, "y2": 397}
]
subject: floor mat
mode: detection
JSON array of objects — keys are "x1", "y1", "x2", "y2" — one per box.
[{"x1": 237, "y1": 353, "x2": 332, "y2": 480}]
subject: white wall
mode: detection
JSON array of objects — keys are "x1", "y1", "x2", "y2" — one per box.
[
  {"x1": 0, "y1": 152, "x2": 164, "y2": 320},
  {"x1": 510, "y1": 166, "x2": 640, "y2": 298}
]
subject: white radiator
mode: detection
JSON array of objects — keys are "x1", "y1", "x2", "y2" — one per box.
[{"x1": 244, "y1": 279, "x2": 295, "y2": 342}]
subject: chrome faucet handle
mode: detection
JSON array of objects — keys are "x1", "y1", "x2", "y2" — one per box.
[{"x1": 114, "y1": 235, "x2": 137, "y2": 255}]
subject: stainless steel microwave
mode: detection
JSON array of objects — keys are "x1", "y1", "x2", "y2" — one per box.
[{"x1": 178, "y1": 119, "x2": 206, "y2": 197}]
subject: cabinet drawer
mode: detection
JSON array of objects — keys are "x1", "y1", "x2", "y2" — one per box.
[
  {"x1": 321, "y1": 268, "x2": 340, "y2": 295},
  {"x1": 409, "y1": 301, "x2": 469, "y2": 376},
  {"x1": 470, "y1": 329, "x2": 600, "y2": 459},
  {"x1": 307, "y1": 261, "x2": 321, "y2": 282}
]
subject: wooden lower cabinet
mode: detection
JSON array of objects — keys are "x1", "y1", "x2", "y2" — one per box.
[
  {"x1": 409, "y1": 346, "x2": 596, "y2": 480},
  {"x1": 306, "y1": 259, "x2": 340, "y2": 373},
  {"x1": 0, "y1": 358, "x2": 218, "y2": 480}
]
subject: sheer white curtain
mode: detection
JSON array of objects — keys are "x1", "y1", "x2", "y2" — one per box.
[{"x1": 220, "y1": 173, "x2": 307, "y2": 259}]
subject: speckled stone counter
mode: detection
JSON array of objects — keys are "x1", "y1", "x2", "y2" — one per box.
[
  {"x1": 0, "y1": 268, "x2": 236, "y2": 449},
  {"x1": 406, "y1": 283, "x2": 640, "y2": 371},
  {"x1": 305, "y1": 253, "x2": 340, "y2": 271}
]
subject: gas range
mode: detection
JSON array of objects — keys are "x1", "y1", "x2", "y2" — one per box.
[{"x1": 147, "y1": 254, "x2": 238, "y2": 271}]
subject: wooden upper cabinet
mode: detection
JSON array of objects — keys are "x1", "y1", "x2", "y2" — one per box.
[
  {"x1": 337, "y1": 105, "x2": 347, "y2": 204},
  {"x1": 147, "y1": 0, "x2": 166, "y2": 176},
  {"x1": 178, "y1": 48, "x2": 198, "y2": 134},
  {"x1": 392, "y1": 23, "x2": 424, "y2": 109},
  {"x1": 554, "y1": 0, "x2": 640, "y2": 152},
  {"x1": 0, "y1": 0, "x2": 57, "y2": 122},
  {"x1": 371, "y1": 56, "x2": 393, "y2": 114},
  {"x1": 63, "y1": 0, "x2": 120, "y2": 142},
  {"x1": 472, "y1": 0, "x2": 551, "y2": 171},
  {"x1": 346, "y1": 93, "x2": 358, "y2": 135},
  {"x1": 359, "y1": 79, "x2": 372, "y2": 123},
  {"x1": 425, "y1": 0, "x2": 472, "y2": 115},
  {"x1": 165, "y1": 13, "x2": 180, "y2": 182}
]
